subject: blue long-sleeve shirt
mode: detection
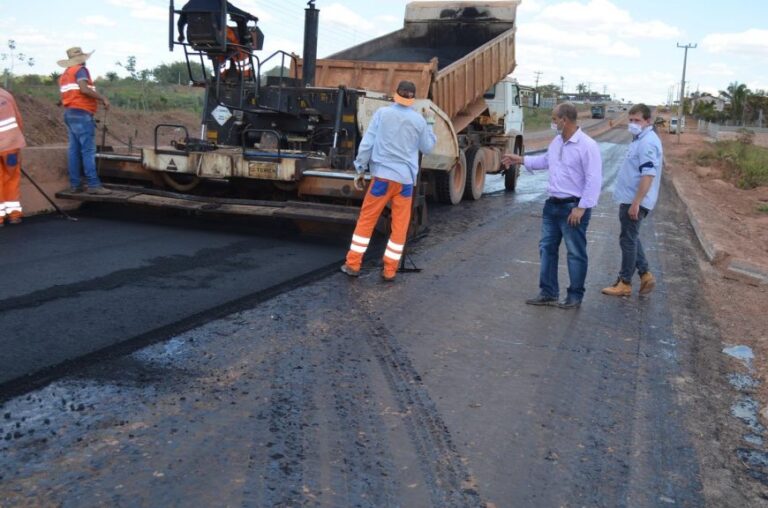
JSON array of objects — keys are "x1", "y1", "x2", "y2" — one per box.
[{"x1": 354, "y1": 103, "x2": 436, "y2": 185}]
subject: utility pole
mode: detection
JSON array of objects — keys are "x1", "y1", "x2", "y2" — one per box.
[
  {"x1": 533, "y1": 71, "x2": 542, "y2": 90},
  {"x1": 676, "y1": 42, "x2": 697, "y2": 144},
  {"x1": 560, "y1": 75, "x2": 564, "y2": 94}
]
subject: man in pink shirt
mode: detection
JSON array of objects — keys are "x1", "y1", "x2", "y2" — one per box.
[{"x1": 503, "y1": 102, "x2": 603, "y2": 308}]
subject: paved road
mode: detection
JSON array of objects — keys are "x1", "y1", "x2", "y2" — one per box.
[
  {"x1": 1, "y1": 128, "x2": 718, "y2": 506},
  {"x1": 0, "y1": 212, "x2": 346, "y2": 389}
]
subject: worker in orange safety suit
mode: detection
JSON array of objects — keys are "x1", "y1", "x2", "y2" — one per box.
[
  {"x1": 218, "y1": 26, "x2": 253, "y2": 79},
  {"x1": 0, "y1": 86, "x2": 26, "y2": 226},
  {"x1": 341, "y1": 80, "x2": 437, "y2": 281}
]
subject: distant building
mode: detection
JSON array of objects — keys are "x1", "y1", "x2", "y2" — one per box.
[
  {"x1": 518, "y1": 84, "x2": 536, "y2": 107},
  {"x1": 689, "y1": 93, "x2": 729, "y2": 113},
  {"x1": 558, "y1": 93, "x2": 611, "y2": 104}
]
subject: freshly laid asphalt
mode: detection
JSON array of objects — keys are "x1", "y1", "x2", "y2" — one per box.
[
  {"x1": 1, "y1": 128, "x2": 735, "y2": 506},
  {"x1": 0, "y1": 212, "x2": 346, "y2": 389}
]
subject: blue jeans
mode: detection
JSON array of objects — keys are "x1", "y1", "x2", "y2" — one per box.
[
  {"x1": 64, "y1": 108, "x2": 102, "y2": 189},
  {"x1": 539, "y1": 199, "x2": 592, "y2": 301},
  {"x1": 618, "y1": 203, "x2": 650, "y2": 282}
]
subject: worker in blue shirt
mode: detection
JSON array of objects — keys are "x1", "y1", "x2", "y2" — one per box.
[
  {"x1": 602, "y1": 103, "x2": 664, "y2": 297},
  {"x1": 341, "y1": 80, "x2": 436, "y2": 282}
]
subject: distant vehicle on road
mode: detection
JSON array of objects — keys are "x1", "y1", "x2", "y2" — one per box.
[
  {"x1": 607, "y1": 106, "x2": 617, "y2": 113},
  {"x1": 591, "y1": 104, "x2": 605, "y2": 119},
  {"x1": 668, "y1": 117, "x2": 685, "y2": 133}
]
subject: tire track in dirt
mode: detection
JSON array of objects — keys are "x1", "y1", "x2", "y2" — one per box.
[{"x1": 352, "y1": 297, "x2": 486, "y2": 508}]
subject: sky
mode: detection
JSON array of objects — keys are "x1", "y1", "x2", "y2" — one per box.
[{"x1": 1, "y1": 0, "x2": 766, "y2": 105}]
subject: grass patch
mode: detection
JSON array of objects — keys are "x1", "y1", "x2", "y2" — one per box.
[
  {"x1": 692, "y1": 138, "x2": 768, "y2": 189},
  {"x1": 20, "y1": 83, "x2": 205, "y2": 114},
  {"x1": 758, "y1": 204, "x2": 768, "y2": 213},
  {"x1": 525, "y1": 107, "x2": 554, "y2": 132}
]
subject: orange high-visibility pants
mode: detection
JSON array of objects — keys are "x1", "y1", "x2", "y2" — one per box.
[
  {"x1": 0, "y1": 150, "x2": 22, "y2": 222},
  {"x1": 345, "y1": 177, "x2": 413, "y2": 278}
]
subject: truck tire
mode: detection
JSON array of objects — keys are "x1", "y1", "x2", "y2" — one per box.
[
  {"x1": 504, "y1": 140, "x2": 522, "y2": 192},
  {"x1": 463, "y1": 146, "x2": 485, "y2": 201},
  {"x1": 434, "y1": 149, "x2": 466, "y2": 205}
]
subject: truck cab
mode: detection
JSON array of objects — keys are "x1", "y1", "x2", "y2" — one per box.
[
  {"x1": 668, "y1": 117, "x2": 685, "y2": 133},
  {"x1": 483, "y1": 78, "x2": 524, "y2": 138}
]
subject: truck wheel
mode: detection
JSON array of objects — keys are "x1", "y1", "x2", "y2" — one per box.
[
  {"x1": 463, "y1": 147, "x2": 485, "y2": 200},
  {"x1": 161, "y1": 172, "x2": 201, "y2": 192},
  {"x1": 434, "y1": 149, "x2": 466, "y2": 205},
  {"x1": 504, "y1": 141, "x2": 522, "y2": 192}
]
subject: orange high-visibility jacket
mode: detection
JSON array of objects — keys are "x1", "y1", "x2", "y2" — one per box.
[
  {"x1": 59, "y1": 65, "x2": 98, "y2": 114},
  {"x1": 218, "y1": 27, "x2": 252, "y2": 77},
  {"x1": 0, "y1": 88, "x2": 26, "y2": 152}
]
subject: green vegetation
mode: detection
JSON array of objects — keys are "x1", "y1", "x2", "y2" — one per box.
[
  {"x1": 6, "y1": 57, "x2": 294, "y2": 115},
  {"x1": 525, "y1": 107, "x2": 553, "y2": 132},
  {"x1": 758, "y1": 204, "x2": 768, "y2": 214},
  {"x1": 694, "y1": 133, "x2": 768, "y2": 189}
]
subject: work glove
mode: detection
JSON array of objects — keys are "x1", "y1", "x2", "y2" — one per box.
[
  {"x1": 423, "y1": 109, "x2": 436, "y2": 126},
  {"x1": 178, "y1": 34, "x2": 185, "y2": 43},
  {"x1": 354, "y1": 173, "x2": 366, "y2": 191}
]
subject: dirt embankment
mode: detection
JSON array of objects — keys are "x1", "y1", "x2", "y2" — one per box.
[
  {"x1": 14, "y1": 93, "x2": 200, "y2": 148},
  {"x1": 662, "y1": 128, "x2": 768, "y2": 434}
]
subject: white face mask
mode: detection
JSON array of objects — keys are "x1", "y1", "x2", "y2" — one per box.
[
  {"x1": 551, "y1": 122, "x2": 562, "y2": 134},
  {"x1": 628, "y1": 123, "x2": 643, "y2": 136}
]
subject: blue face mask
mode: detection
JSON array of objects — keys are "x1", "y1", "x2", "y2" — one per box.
[{"x1": 628, "y1": 123, "x2": 643, "y2": 136}]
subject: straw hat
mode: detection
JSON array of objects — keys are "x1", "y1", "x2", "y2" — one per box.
[{"x1": 57, "y1": 47, "x2": 94, "y2": 68}]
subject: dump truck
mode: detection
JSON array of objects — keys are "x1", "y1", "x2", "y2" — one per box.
[
  {"x1": 591, "y1": 104, "x2": 605, "y2": 119},
  {"x1": 60, "y1": 1, "x2": 524, "y2": 229}
]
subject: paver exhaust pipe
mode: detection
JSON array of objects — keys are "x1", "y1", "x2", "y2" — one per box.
[{"x1": 302, "y1": 0, "x2": 319, "y2": 87}]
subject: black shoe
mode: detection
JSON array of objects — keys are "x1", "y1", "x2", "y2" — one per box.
[
  {"x1": 557, "y1": 298, "x2": 582, "y2": 309},
  {"x1": 525, "y1": 294, "x2": 558, "y2": 306}
]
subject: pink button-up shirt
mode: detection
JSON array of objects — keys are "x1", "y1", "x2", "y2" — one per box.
[{"x1": 524, "y1": 128, "x2": 602, "y2": 209}]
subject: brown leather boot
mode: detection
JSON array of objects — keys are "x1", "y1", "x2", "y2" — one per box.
[
  {"x1": 602, "y1": 278, "x2": 631, "y2": 296},
  {"x1": 639, "y1": 272, "x2": 656, "y2": 295}
]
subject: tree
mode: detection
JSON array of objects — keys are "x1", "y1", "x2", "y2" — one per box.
[
  {"x1": 1, "y1": 39, "x2": 35, "y2": 89},
  {"x1": 721, "y1": 81, "x2": 750, "y2": 125},
  {"x1": 116, "y1": 56, "x2": 139, "y2": 80},
  {"x1": 539, "y1": 84, "x2": 561, "y2": 98},
  {"x1": 576, "y1": 82, "x2": 587, "y2": 94},
  {"x1": 152, "y1": 61, "x2": 209, "y2": 85},
  {"x1": 105, "y1": 71, "x2": 119, "y2": 82},
  {"x1": 49, "y1": 71, "x2": 61, "y2": 82}
]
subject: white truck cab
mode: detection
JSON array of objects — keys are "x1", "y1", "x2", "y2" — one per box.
[{"x1": 484, "y1": 77, "x2": 524, "y2": 137}]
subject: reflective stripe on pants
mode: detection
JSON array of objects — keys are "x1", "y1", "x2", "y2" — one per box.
[{"x1": 345, "y1": 177, "x2": 413, "y2": 278}]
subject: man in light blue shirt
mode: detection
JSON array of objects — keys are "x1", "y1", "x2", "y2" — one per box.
[
  {"x1": 341, "y1": 80, "x2": 436, "y2": 281},
  {"x1": 602, "y1": 103, "x2": 664, "y2": 297}
]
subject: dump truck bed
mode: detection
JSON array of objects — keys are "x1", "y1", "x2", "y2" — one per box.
[{"x1": 298, "y1": 1, "x2": 519, "y2": 123}]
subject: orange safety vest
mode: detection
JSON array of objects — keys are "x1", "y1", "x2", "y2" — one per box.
[
  {"x1": 0, "y1": 88, "x2": 26, "y2": 152},
  {"x1": 218, "y1": 27, "x2": 253, "y2": 78},
  {"x1": 59, "y1": 65, "x2": 99, "y2": 114}
]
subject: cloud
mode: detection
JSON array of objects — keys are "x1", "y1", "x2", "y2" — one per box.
[
  {"x1": 518, "y1": 22, "x2": 641, "y2": 58},
  {"x1": 602, "y1": 41, "x2": 641, "y2": 58},
  {"x1": 702, "y1": 29, "x2": 768, "y2": 56},
  {"x1": 535, "y1": 0, "x2": 678, "y2": 40},
  {"x1": 698, "y1": 62, "x2": 736, "y2": 78},
  {"x1": 518, "y1": 0, "x2": 545, "y2": 14},
  {"x1": 80, "y1": 15, "x2": 117, "y2": 27},
  {"x1": 321, "y1": 3, "x2": 377, "y2": 33},
  {"x1": 106, "y1": 0, "x2": 166, "y2": 22}
]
